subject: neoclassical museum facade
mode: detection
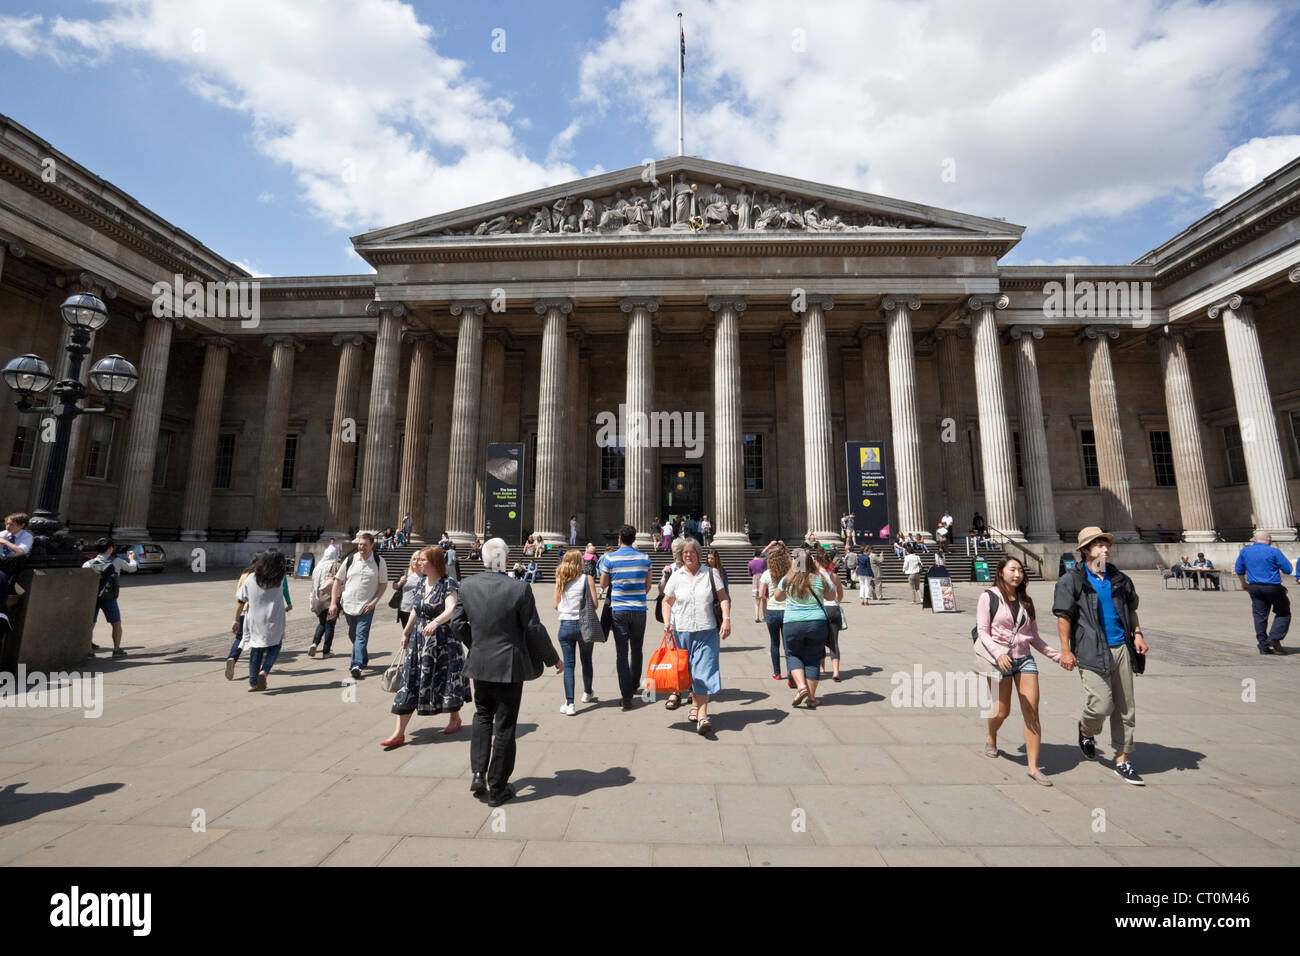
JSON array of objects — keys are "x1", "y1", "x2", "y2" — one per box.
[{"x1": 2, "y1": 112, "x2": 1299, "y2": 567}]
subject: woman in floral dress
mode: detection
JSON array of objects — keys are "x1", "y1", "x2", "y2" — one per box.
[{"x1": 381, "y1": 546, "x2": 470, "y2": 749}]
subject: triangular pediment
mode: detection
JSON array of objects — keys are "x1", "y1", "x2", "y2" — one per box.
[{"x1": 352, "y1": 157, "x2": 1022, "y2": 245}]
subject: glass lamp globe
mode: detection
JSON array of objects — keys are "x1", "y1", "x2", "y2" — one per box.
[
  {"x1": 60, "y1": 293, "x2": 110, "y2": 331},
  {"x1": 2, "y1": 354, "x2": 53, "y2": 394},
  {"x1": 88, "y1": 354, "x2": 138, "y2": 394}
]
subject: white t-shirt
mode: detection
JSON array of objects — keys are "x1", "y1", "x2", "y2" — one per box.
[
  {"x1": 903, "y1": 553, "x2": 923, "y2": 575},
  {"x1": 335, "y1": 552, "x2": 388, "y2": 615},
  {"x1": 941, "y1": 514, "x2": 953, "y2": 528},
  {"x1": 557, "y1": 576, "x2": 586, "y2": 621},
  {"x1": 236, "y1": 576, "x2": 287, "y2": 648},
  {"x1": 819, "y1": 569, "x2": 840, "y2": 606},
  {"x1": 663, "y1": 566, "x2": 725, "y2": 632}
]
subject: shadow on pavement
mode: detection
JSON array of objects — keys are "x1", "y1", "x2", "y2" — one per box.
[
  {"x1": 0, "y1": 781, "x2": 125, "y2": 826},
  {"x1": 510, "y1": 766, "x2": 635, "y2": 801}
]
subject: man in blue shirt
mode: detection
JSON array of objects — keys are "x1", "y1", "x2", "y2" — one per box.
[
  {"x1": 1234, "y1": 531, "x2": 1292, "y2": 655},
  {"x1": 598, "y1": 524, "x2": 653, "y2": 711}
]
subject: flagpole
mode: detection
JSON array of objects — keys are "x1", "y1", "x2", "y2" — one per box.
[{"x1": 677, "y1": 11, "x2": 684, "y2": 156}]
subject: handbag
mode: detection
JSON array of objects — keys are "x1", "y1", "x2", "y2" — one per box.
[
  {"x1": 381, "y1": 643, "x2": 408, "y2": 693},
  {"x1": 646, "y1": 625, "x2": 690, "y2": 694},
  {"x1": 579, "y1": 580, "x2": 607, "y2": 644},
  {"x1": 599, "y1": 588, "x2": 614, "y2": 641}
]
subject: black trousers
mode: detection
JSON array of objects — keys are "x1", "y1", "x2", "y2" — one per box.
[
  {"x1": 1248, "y1": 584, "x2": 1291, "y2": 649},
  {"x1": 470, "y1": 679, "x2": 524, "y2": 793}
]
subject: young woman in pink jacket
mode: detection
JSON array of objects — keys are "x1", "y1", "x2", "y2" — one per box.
[{"x1": 975, "y1": 557, "x2": 1063, "y2": 786}]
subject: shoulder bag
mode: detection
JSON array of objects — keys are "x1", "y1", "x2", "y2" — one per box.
[
  {"x1": 380, "y1": 644, "x2": 408, "y2": 693},
  {"x1": 579, "y1": 578, "x2": 608, "y2": 644}
]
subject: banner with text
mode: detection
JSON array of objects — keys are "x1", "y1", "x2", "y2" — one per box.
[
  {"x1": 845, "y1": 441, "x2": 890, "y2": 539},
  {"x1": 484, "y1": 442, "x2": 525, "y2": 545}
]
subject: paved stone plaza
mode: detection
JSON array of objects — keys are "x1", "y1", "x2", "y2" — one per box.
[{"x1": 0, "y1": 569, "x2": 1297, "y2": 867}]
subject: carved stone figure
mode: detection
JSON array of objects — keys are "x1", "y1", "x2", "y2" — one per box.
[
  {"x1": 702, "y1": 183, "x2": 731, "y2": 228},
  {"x1": 777, "y1": 194, "x2": 804, "y2": 229},
  {"x1": 553, "y1": 195, "x2": 579, "y2": 232},
  {"x1": 672, "y1": 180, "x2": 694, "y2": 225},
  {"x1": 474, "y1": 215, "x2": 510, "y2": 235},
  {"x1": 529, "y1": 205, "x2": 552, "y2": 234},
  {"x1": 753, "y1": 192, "x2": 781, "y2": 230},
  {"x1": 732, "y1": 186, "x2": 752, "y2": 230},
  {"x1": 579, "y1": 198, "x2": 598, "y2": 232},
  {"x1": 625, "y1": 188, "x2": 651, "y2": 229},
  {"x1": 649, "y1": 183, "x2": 669, "y2": 228},
  {"x1": 598, "y1": 191, "x2": 628, "y2": 230}
]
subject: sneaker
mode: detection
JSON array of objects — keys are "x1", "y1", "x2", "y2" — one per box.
[
  {"x1": 581, "y1": 692, "x2": 597, "y2": 703},
  {"x1": 256, "y1": 672, "x2": 267, "y2": 692},
  {"x1": 350, "y1": 667, "x2": 362, "y2": 680},
  {"x1": 112, "y1": 649, "x2": 127, "y2": 659},
  {"x1": 1078, "y1": 724, "x2": 1097, "y2": 760},
  {"x1": 560, "y1": 702, "x2": 576, "y2": 716},
  {"x1": 307, "y1": 645, "x2": 318, "y2": 658},
  {"x1": 321, "y1": 650, "x2": 332, "y2": 659},
  {"x1": 1259, "y1": 646, "x2": 1277, "y2": 655},
  {"x1": 1269, "y1": 640, "x2": 1286, "y2": 655},
  {"x1": 224, "y1": 658, "x2": 235, "y2": 681},
  {"x1": 1114, "y1": 761, "x2": 1145, "y2": 786}
]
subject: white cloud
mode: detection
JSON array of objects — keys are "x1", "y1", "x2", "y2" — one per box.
[
  {"x1": 1059, "y1": 228, "x2": 1092, "y2": 244},
  {"x1": 578, "y1": 0, "x2": 1286, "y2": 229},
  {"x1": 546, "y1": 119, "x2": 583, "y2": 166},
  {"x1": 1026, "y1": 256, "x2": 1094, "y2": 266},
  {"x1": 0, "y1": 15, "x2": 45, "y2": 57},
  {"x1": 232, "y1": 258, "x2": 270, "y2": 277},
  {"x1": 1202, "y1": 135, "x2": 1300, "y2": 207},
  {"x1": 19, "y1": 0, "x2": 579, "y2": 232},
  {"x1": 257, "y1": 191, "x2": 275, "y2": 203}
]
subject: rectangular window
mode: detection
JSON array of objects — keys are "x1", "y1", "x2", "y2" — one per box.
[
  {"x1": 281, "y1": 433, "x2": 298, "y2": 490},
  {"x1": 214, "y1": 434, "x2": 235, "y2": 489},
  {"x1": 1012, "y1": 430, "x2": 1024, "y2": 488},
  {"x1": 743, "y1": 433, "x2": 764, "y2": 491},
  {"x1": 1224, "y1": 424, "x2": 1248, "y2": 485},
  {"x1": 1080, "y1": 429, "x2": 1100, "y2": 488},
  {"x1": 600, "y1": 442, "x2": 625, "y2": 492},
  {"x1": 84, "y1": 416, "x2": 116, "y2": 480},
  {"x1": 9, "y1": 412, "x2": 40, "y2": 469},
  {"x1": 1149, "y1": 430, "x2": 1176, "y2": 487},
  {"x1": 153, "y1": 429, "x2": 173, "y2": 489}
]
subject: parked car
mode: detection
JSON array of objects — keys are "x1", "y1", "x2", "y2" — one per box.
[{"x1": 122, "y1": 542, "x2": 166, "y2": 573}]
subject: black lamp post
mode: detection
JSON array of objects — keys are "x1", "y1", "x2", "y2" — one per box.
[{"x1": 2, "y1": 293, "x2": 138, "y2": 565}]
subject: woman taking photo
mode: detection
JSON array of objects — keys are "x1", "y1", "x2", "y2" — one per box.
[
  {"x1": 662, "y1": 540, "x2": 731, "y2": 736},
  {"x1": 975, "y1": 556, "x2": 1063, "y2": 785},
  {"x1": 382, "y1": 546, "x2": 468, "y2": 748},
  {"x1": 775, "y1": 552, "x2": 830, "y2": 708},
  {"x1": 554, "y1": 548, "x2": 599, "y2": 715}
]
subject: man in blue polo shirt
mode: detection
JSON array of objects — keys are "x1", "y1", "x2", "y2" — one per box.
[
  {"x1": 1235, "y1": 531, "x2": 1292, "y2": 655},
  {"x1": 598, "y1": 524, "x2": 653, "y2": 711}
]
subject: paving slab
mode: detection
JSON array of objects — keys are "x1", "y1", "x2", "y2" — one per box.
[{"x1": 15, "y1": 823, "x2": 226, "y2": 866}]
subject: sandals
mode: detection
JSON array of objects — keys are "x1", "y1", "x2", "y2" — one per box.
[
  {"x1": 984, "y1": 742, "x2": 998, "y2": 758},
  {"x1": 687, "y1": 708, "x2": 698, "y2": 723},
  {"x1": 697, "y1": 716, "x2": 713, "y2": 736},
  {"x1": 806, "y1": 698, "x2": 820, "y2": 709},
  {"x1": 792, "y1": 688, "x2": 809, "y2": 707},
  {"x1": 1027, "y1": 770, "x2": 1053, "y2": 787},
  {"x1": 665, "y1": 692, "x2": 682, "y2": 711}
]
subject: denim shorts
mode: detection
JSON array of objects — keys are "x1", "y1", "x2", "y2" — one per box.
[
  {"x1": 94, "y1": 598, "x2": 121, "y2": 624},
  {"x1": 999, "y1": 655, "x2": 1038, "y2": 677}
]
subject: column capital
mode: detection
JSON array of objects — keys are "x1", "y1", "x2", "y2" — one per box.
[
  {"x1": 331, "y1": 332, "x2": 366, "y2": 348},
  {"x1": 779, "y1": 324, "x2": 800, "y2": 345},
  {"x1": 701, "y1": 322, "x2": 717, "y2": 344},
  {"x1": 0, "y1": 233, "x2": 27, "y2": 258},
  {"x1": 1145, "y1": 324, "x2": 1194, "y2": 347},
  {"x1": 852, "y1": 323, "x2": 885, "y2": 346},
  {"x1": 56, "y1": 270, "x2": 117, "y2": 300},
  {"x1": 618, "y1": 296, "x2": 659, "y2": 314},
  {"x1": 535, "y1": 296, "x2": 575, "y2": 315},
  {"x1": 450, "y1": 299, "x2": 488, "y2": 316},
  {"x1": 137, "y1": 310, "x2": 185, "y2": 331},
  {"x1": 879, "y1": 293, "x2": 921, "y2": 314},
  {"x1": 198, "y1": 334, "x2": 236, "y2": 351},
  {"x1": 365, "y1": 300, "x2": 407, "y2": 318},
  {"x1": 567, "y1": 328, "x2": 587, "y2": 349},
  {"x1": 963, "y1": 293, "x2": 1009, "y2": 315},
  {"x1": 797, "y1": 293, "x2": 834, "y2": 312},
  {"x1": 263, "y1": 334, "x2": 305, "y2": 352},
  {"x1": 1004, "y1": 324, "x2": 1044, "y2": 343},
  {"x1": 1207, "y1": 292, "x2": 1265, "y2": 319},
  {"x1": 1075, "y1": 325, "x2": 1120, "y2": 343},
  {"x1": 1289, "y1": 265, "x2": 1300, "y2": 284},
  {"x1": 707, "y1": 295, "x2": 747, "y2": 313},
  {"x1": 400, "y1": 329, "x2": 437, "y2": 345}
]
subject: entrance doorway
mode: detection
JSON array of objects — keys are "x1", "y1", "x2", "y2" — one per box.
[{"x1": 660, "y1": 464, "x2": 704, "y2": 521}]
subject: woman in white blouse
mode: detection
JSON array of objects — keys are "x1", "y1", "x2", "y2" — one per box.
[{"x1": 662, "y1": 540, "x2": 732, "y2": 736}]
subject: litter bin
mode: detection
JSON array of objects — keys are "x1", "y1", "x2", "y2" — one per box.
[{"x1": 972, "y1": 558, "x2": 991, "y2": 583}]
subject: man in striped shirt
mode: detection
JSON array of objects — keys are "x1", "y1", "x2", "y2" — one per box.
[{"x1": 598, "y1": 524, "x2": 654, "y2": 711}]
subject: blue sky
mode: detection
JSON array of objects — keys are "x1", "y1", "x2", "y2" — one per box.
[{"x1": 1, "y1": 0, "x2": 1298, "y2": 277}]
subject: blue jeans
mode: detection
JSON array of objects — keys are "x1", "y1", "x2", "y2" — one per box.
[
  {"x1": 248, "y1": 643, "x2": 282, "y2": 685},
  {"x1": 764, "y1": 609, "x2": 785, "y2": 675},
  {"x1": 783, "y1": 619, "x2": 827, "y2": 682},
  {"x1": 312, "y1": 609, "x2": 336, "y2": 651},
  {"x1": 610, "y1": 609, "x2": 647, "y2": 702},
  {"x1": 557, "y1": 619, "x2": 593, "y2": 704},
  {"x1": 345, "y1": 610, "x2": 374, "y2": 669}
]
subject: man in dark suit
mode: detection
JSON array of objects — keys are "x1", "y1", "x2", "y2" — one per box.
[{"x1": 452, "y1": 537, "x2": 562, "y2": 806}]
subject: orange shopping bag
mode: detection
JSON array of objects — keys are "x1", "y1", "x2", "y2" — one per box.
[{"x1": 645, "y1": 625, "x2": 690, "y2": 695}]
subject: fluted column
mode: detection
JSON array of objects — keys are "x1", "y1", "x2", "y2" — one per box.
[
  {"x1": 1006, "y1": 326, "x2": 1060, "y2": 541},
  {"x1": 397, "y1": 330, "x2": 436, "y2": 544},
  {"x1": 445, "y1": 300, "x2": 486, "y2": 546},
  {"x1": 1209, "y1": 294, "x2": 1296, "y2": 540},
  {"x1": 113, "y1": 313, "x2": 183, "y2": 540},
  {"x1": 781, "y1": 327, "x2": 806, "y2": 537},
  {"x1": 965, "y1": 295, "x2": 1024, "y2": 542},
  {"x1": 322, "y1": 333, "x2": 366, "y2": 542},
  {"x1": 882, "y1": 295, "x2": 928, "y2": 539},
  {"x1": 799, "y1": 295, "x2": 839, "y2": 539},
  {"x1": 473, "y1": 333, "x2": 507, "y2": 536},
  {"x1": 709, "y1": 296, "x2": 748, "y2": 545},
  {"x1": 621, "y1": 297, "x2": 658, "y2": 546},
  {"x1": 1150, "y1": 327, "x2": 1216, "y2": 542},
  {"x1": 934, "y1": 327, "x2": 976, "y2": 539},
  {"x1": 358, "y1": 302, "x2": 405, "y2": 533},
  {"x1": 179, "y1": 335, "x2": 234, "y2": 540},
  {"x1": 247, "y1": 335, "x2": 303, "y2": 542},
  {"x1": 1079, "y1": 325, "x2": 1136, "y2": 540},
  {"x1": 532, "y1": 298, "x2": 572, "y2": 544}
]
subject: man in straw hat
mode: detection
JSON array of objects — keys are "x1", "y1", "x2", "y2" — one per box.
[{"x1": 1052, "y1": 526, "x2": 1149, "y2": 786}]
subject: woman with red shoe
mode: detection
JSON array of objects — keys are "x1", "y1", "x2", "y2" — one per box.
[{"x1": 382, "y1": 546, "x2": 469, "y2": 749}]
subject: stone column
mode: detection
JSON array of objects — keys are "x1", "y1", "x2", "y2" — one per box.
[
  {"x1": 855, "y1": 327, "x2": 897, "y2": 538},
  {"x1": 799, "y1": 295, "x2": 839, "y2": 540},
  {"x1": 1006, "y1": 326, "x2": 1060, "y2": 541},
  {"x1": 621, "y1": 297, "x2": 658, "y2": 546},
  {"x1": 179, "y1": 335, "x2": 234, "y2": 541},
  {"x1": 965, "y1": 295, "x2": 1025, "y2": 542},
  {"x1": 358, "y1": 302, "x2": 405, "y2": 534},
  {"x1": 781, "y1": 327, "x2": 806, "y2": 537},
  {"x1": 532, "y1": 297, "x2": 572, "y2": 544},
  {"x1": 934, "y1": 327, "x2": 977, "y2": 539},
  {"x1": 247, "y1": 335, "x2": 303, "y2": 542},
  {"x1": 563, "y1": 332, "x2": 584, "y2": 540},
  {"x1": 473, "y1": 333, "x2": 507, "y2": 536},
  {"x1": 112, "y1": 313, "x2": 183, "y2": 540},
  {"x1": 322, "y1": 333, "x2": 366, "y2": 542},
  {"x1": 1209, "y1": 294, "x2": 1296, "y2": 540},
  {"x1": 1079, "y1": 325, "x2": 1137, "y2": 540},
  {"x1": 709, "y1": 296, "x2": 748, "y2": 545},
  {"x1": 445, "y1": 300, "x2": 487, "y2": 546},
  {"x1": 397, "y1": 330, "x2": 435, "y2": 544},
  {"x1": 1150, "y1": 326, "x2": 1216, "y2": 542},
  {"x1": 882, "y1": 295, "x2": 929, "y2": 539}
]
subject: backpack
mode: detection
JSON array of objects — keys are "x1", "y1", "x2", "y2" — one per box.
[
  {"x1": 970, "y1": 589, "x2": 998, "y2": 644},
  {"x1": 96, "y1": 558, "x2": 119, "y2": 603},
  {"x1": 309, "y1": 559, "x2": 340, "y2": 614}
]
